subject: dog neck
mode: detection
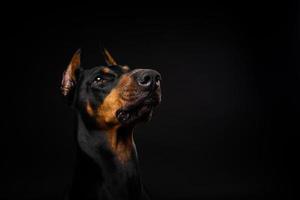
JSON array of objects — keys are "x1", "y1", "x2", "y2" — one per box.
[{"x1": 69, "y1": 114, "x2": 142, "y2": 200}]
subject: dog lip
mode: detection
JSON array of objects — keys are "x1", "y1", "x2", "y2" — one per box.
[
  {"x1": 144, "y1": 96, "x2": 160, "y2": 105},
  {"x1": 116, "y1": 94, "x2": 160, "y2": 124},
  {"x1": 124, "y1": 94, "x2": 160, "y2": 111}
]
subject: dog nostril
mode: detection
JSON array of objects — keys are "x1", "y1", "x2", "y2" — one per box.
[{"x1": 138, "y1": 75, "x2": 152, "y2": 87}]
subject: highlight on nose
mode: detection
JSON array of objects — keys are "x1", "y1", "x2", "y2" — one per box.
[{"x1": 136, "y1": 69, "x2": 161, "y2": 89}]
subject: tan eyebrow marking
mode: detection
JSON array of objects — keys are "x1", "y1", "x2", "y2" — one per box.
[
  {"x1": 122, "y1": 65, "x2": 130, "y2": 72},
  {"x1": 100, "y1": 67, "x2": 117, "y2": 77}
]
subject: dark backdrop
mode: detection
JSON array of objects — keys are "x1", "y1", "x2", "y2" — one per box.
[{"x1": 2, "y1": 3, "x2": 298, "y2": 200}]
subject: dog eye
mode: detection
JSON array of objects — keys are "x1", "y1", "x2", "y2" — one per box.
[
  {"x1": 93, "y1": 76, "x2": 107, "y2": 84},
  {"x1": 95, "y1": 77, "x2": 103, "y2": 82},
  {"x1": 91, "y1": 75, "x2": 112, "y2": 88}
]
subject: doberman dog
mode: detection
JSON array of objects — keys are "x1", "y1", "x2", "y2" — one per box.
[{"x1": 61, "y1": 49, "x2": 162, "y2": 200}]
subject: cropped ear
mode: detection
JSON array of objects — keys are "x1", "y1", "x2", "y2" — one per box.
[
  {"x1": 103, "y1": 48, "x2": 118, "y2": 66},
  {"x1": 61, "y1": 49, "x2": 81, "y2": 99}
]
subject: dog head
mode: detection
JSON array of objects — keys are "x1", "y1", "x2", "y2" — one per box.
[{"x1": 61, "y1": 49, "x2": 162, "y2": 130}]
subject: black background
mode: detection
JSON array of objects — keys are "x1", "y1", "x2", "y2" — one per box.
[{"x1": 2, "y1": 2, "x2": 299, "y2": 200}]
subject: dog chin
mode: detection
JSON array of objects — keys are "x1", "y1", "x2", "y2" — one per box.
[
  {"x1": 116, "y1": 101, "x2": 157, "y2": 125},
  {"x1": 116, "y1": 105, "x2": 154, "y2": 125}
]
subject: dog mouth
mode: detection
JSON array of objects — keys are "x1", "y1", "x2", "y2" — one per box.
[{"x1": 116, "y1": 94, "x2": 160, "y2": 124}]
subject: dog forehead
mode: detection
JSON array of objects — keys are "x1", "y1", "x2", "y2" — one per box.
[{"x1": 84, "y1": 65, "x2": 129, "y2": 77}]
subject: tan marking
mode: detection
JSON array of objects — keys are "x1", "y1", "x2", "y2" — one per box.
[
  {"x1": 101, "y1": 67, "x2": 111, "y2": 73},
  {"x1": 101, "y1": 67, "x2": 118, "y2": 77},
  {"x1": 96, "y1": 87, "x2": 124, "y2": 128},
  {"x1": 86, "y1": 101, "x2": 94, "y2": 117},
  {"x1": 106, "y1": 126, "x2": 134, "y2": 164},
  {"x1": 122, "y1": 65, "x2": 130, "y2": 72}
]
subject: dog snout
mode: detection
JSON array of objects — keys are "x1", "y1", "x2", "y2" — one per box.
[{"x1": 133, "y1": 69, "x2": 161, "y2": 90}]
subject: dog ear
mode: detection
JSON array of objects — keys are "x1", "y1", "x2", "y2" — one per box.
[
  {"x1": 61, "y1": 49, "x2": 81, "y2": 99},
  {"x1": 103, "y1": 48, "x2": 118, "y2": 66}
]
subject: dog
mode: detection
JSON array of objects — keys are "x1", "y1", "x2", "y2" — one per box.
[{"x1": 61, "y1": 49, "x2": 162, "y2": 200}]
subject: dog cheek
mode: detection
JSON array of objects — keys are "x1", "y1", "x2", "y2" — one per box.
[{"x1": 97, "y1": 89, "x2": 124, "y2": 127}]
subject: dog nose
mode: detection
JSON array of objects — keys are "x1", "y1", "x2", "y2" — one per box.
[{"x1": 136, "y1": 69, "x2": 161, "y2": 89}]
